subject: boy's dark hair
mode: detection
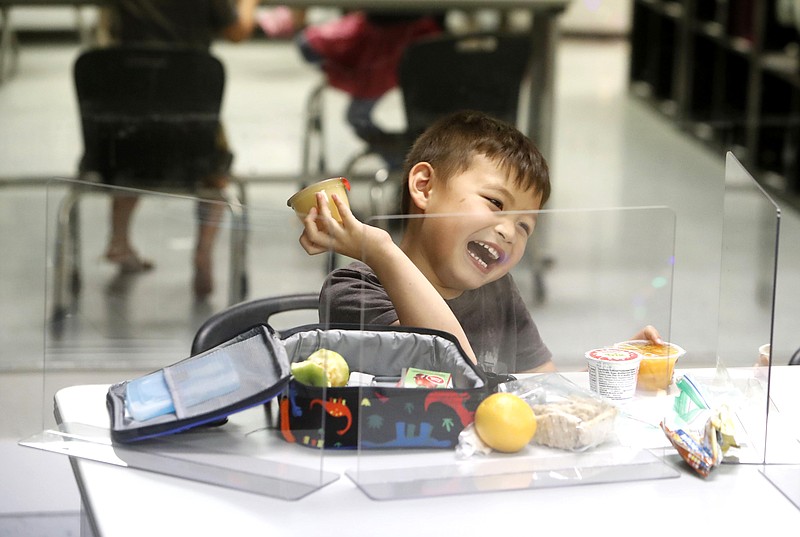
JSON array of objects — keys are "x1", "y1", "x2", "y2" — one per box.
[{"x1": 401, "y1": 110, "x2": 551, "y2": 214}]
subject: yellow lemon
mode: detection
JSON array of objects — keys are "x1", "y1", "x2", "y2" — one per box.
[{"x1": 474, "y1": 393, "x2": 537, "y2": 453}]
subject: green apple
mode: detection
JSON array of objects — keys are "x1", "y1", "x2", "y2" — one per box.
[
  {"x1": 291, "y1": 348, "x2": 350, "y2": 387},
  {"x1": 290, "y1": 359, "x2": 329, "y2": 387}
]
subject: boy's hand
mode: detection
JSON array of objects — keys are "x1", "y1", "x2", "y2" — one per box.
[
  {"x1": 298, "y1": 192, "x2": 390, "y2": 261},
  {"x1": 631, "y1": 325, "x2": 664, "y2": 345}
]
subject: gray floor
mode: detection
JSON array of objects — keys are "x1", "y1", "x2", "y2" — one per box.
[{"x1": 1, "y1": 30, "x2": 799, "y2": 535}]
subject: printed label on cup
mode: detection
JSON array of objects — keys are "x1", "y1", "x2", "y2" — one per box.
[{"x1": 586, "y1": 348, "x2": 641, "y2": 400}]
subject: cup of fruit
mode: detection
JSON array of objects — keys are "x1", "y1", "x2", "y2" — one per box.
[
  {"x1": 614, "y1": 339, "x2": 686, "y2": 391},
  {"x1": 287, "y1": 177, "x2": 351, "y2": 223}
]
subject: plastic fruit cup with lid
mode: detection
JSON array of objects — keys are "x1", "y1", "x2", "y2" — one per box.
[
  {"x1": 287, "y1": 177, "x2": 351, "y2": 223},
  {"x1": 614, "y1": 340, "x2": 686, "y2": 391}
]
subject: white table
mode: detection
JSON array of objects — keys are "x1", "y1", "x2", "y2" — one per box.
[{"x1": 41, "y1": 366, "x2": 800, "y2": 537}]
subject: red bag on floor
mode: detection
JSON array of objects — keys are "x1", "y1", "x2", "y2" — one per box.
[{"x1": 303, "y1": 12, "x2": 442, "y2": 99}]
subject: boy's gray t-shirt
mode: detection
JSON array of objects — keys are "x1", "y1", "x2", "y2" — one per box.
[{"x1": 319, "y1": 261, "x2": 552, "y2": 374}]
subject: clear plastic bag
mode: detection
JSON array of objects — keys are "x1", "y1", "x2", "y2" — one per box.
[{"x1": 499, "y1": 373, "x2": 618, "y2": 452}]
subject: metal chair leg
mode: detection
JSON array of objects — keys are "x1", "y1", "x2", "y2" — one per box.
[
  {"x1": 69, "y1": 198, "x2": 82, "y2": 296},
  {"x1": 221, "y1": 182, "x2": 248, "y2": 304},
  {"x1": 52, "y1": 186, "x2": 82, "y2": 319},
  {"x1": 302, "y1": 81, "x2": 327, "y2": 176},
  {"x1": 0, "y1": 7, "x2": 19, "y2": 85}
]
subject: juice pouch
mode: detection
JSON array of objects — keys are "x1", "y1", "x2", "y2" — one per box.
[{"x1": 401, "y1": 367, "x2": 453, "y2": 389}]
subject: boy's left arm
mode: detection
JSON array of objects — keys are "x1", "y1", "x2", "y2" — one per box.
[{"x1": 519, "y1": 361, "x2": 557, "y2": 374}]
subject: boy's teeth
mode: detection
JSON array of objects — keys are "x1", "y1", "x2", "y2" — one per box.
[
  {"x1": 474, "y1": 241, "x2": 499, "y2": 260},
  {"x1": 469, "y1": 250, "x2": 488, "y2": 268},
  {"x1": 479, "y1": 242, "x2": 499, "y2": 260},
  {"x1": 468, "y1": 241, "x2": 500, "y2": 269}
]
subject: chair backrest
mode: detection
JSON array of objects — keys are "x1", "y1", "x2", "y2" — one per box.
[
  {"x1": 399, "y1": 33, "x2": 531, "y2": 137},
  {"x1": 790, "y1": 347, "x2": 800, "y2": 365},
  {"x1": 191, "y1": 293, "x2": 320, "y2": 355},
  {"x1": 74, "y1": 46, "x2": 226, "y2": 189}
]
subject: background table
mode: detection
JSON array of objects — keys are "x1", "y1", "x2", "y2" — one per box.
[
  {"x1": 0, "y1": 0, "x2": 102, "y2": 83},
  {"x1": 0, "y1": 0, "x2": 569, "y2": 159},
  {"x1": 45, "y1": 367, "x2": 800, "y2": 537}
]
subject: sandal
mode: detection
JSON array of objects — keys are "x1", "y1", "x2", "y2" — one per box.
[{"x1": 106, "y1": 250, "x2": 155, "y2": 273}]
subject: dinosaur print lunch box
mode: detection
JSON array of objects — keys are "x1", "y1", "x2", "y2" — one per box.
[{"x1": 277, "y1": 324, "x2": 488, "y2": 449}]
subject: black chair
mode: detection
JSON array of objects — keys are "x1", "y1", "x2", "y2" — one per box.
[
  {"x1": 52, "y1": 46, "x2": 248, "y2": 318},
  {"x1": 191, "y1": 293, "x2": 320, "y2": 355},
  {"x1": 398, "y1": 32, "x2": 530, "y2": 141},
  {"x1": 790, "y1": 347, "x2": 800, "y2": 365}
]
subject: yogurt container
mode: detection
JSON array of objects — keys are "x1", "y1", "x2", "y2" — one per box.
[
  {"x1": 586, "y1": 347, "x2": 642, "y2": 400},
  {"x1": 287, "y1": 177, "x2": 351, "y2": 223}
]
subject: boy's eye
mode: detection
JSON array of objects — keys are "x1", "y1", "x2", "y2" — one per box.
[
  {"x1": 485, "y1": 197, "x2": 503, "y2": 210},
  {"x1": 518, "y1": 221, "x2": 533, "y2": 236}
]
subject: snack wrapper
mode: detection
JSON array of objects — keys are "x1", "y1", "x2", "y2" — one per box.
[
  {"x1": 661, "y1": 374, "x2": 740, "y2": 477},
  {"x1": 660, "y1": 421, "x2": 716, "y2": 477}
]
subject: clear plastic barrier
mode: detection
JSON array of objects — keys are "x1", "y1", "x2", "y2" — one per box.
[
  {"x1": 718, "y1": 155, "x2": 800, "y2": 506},
  {"x1": 21, "y1": 420, "x2": 334, "y2": 500},
  {"x1": 762, "y1": 464, "x2": 800, "y2": 511},
  {"x1": 512, "y1": 207, "x2": 676, "y2": 364},
  {"x1": 20, "y1": 177, "x2": 335, "y2": 500},
  {"x1": 718, "y1": 153, "x2": 779, "y2": 370},
  {"x1": 345, "y1": 208, "x2": 680, "y2": 500},
  {"x1": 716, "y1": 154, "x2": 800, "y2": 466}
]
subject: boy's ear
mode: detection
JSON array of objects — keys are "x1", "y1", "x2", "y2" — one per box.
[{"x1": 407, "y1": 162, "x2": 435, "y2": 211}]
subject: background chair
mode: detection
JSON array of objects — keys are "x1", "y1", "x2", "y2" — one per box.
[
  {"x1": 52, "y1": 46, "x2": 249, "y2": 319},
  {"x1": 191, "y1": 292, "x2": 319, "y2": 355},
  {"x1": 372, "y1": 32, "x2": 531, "y2": 159}
]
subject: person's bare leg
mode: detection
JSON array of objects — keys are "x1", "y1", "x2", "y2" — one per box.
[
  {"x1": 194, "y1": 199, "x2": 224, "y2": 299},
  {"x1": 105, "y1": 195, "x2": 153, "y2": 272}
]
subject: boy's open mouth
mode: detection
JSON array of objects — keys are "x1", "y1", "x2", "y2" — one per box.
[{"x1": 467, "y1": 241, "x2": 502, "y2": 270}]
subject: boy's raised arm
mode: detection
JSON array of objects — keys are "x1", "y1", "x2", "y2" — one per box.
[{"x1": 299, "y1": 193, "x2": 478, "y2": 364}]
